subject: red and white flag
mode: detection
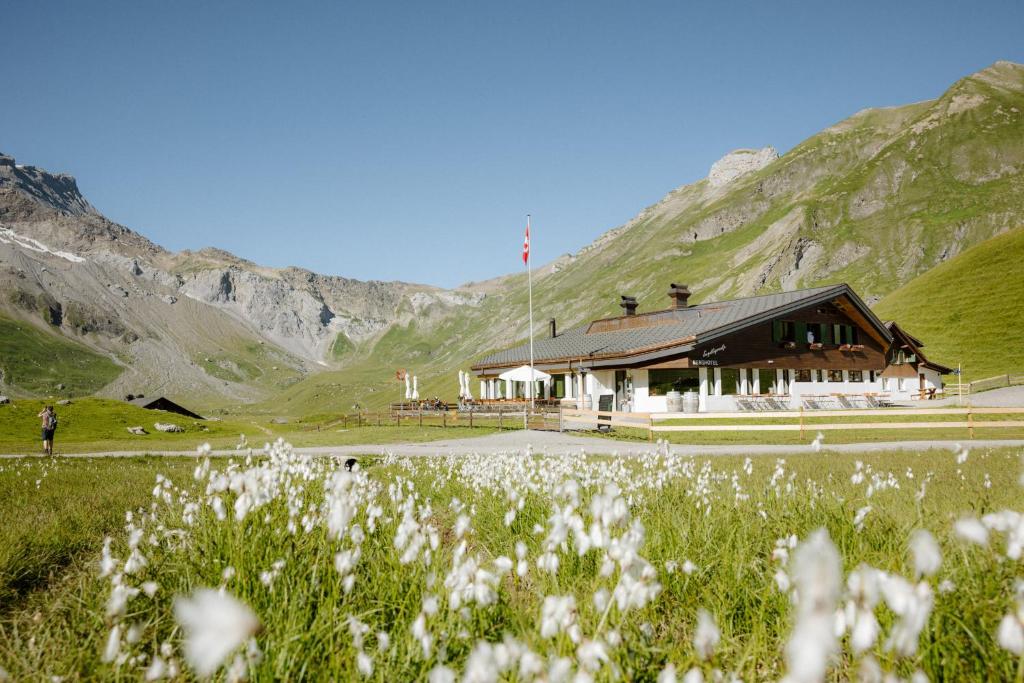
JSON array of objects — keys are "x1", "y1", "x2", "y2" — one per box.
[{"x1": 522, "y1": 219, "x2": 530, "y2": 265}]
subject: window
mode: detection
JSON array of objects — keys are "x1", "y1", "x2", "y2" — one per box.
[
  {"x1": 648, "y1": 369, "x2": 699, "y2": 396},
  {"x1": 757, "y1": 369, "x2": 776, "y2": 394},
  {"x1": 849, "y1": 370, "x2": 864, "y2": 382},
  {"x1": 795, "y1": 369, "x2": 812, "y2": 382},
  {"x1": 832, "y1": 324, "x2": 860, "y2": 345},
  {"x1": 806, "y1": 323, "x2": 824, "y2": 344},
  {"x1": 772, "y1": 320, "x2": 797, "y2": 343},
  {"x1": 827, "y1": 369, "x2": 843, "y2": 382},
  {"x1": 720, "y1": 368, "x2": 739, "y2": 395},
  {"x1": 898, "y1": 377, "x2": 906, "y2": 391}
]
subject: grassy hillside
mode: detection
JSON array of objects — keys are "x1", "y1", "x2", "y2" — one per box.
[
  {"x1": 873, "y1": 227, "x2": 1024, "y2": 382},
  {"x1": 0, "y1": 317, "x2": 122, "y2": 396},
  {"x1": 260, "y1": 62, "x2": 1024, "y2": 415}
]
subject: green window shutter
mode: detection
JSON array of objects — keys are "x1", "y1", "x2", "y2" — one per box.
[
  {"x1": 795, "y1": 322, "x2": 807, "y2": 343},
  {"x1": 822, "y1": 324, "x2": 833, "y2": 344},
  {"x1": 772, "y1": 320, "x2": 783, "y2": 342}
]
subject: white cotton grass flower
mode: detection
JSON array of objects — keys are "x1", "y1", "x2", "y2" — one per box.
[
  {"x1": 657, "y1": 663, "x2": 678, "y2": 683},
  {"x1": 173, "y1": 589, "x2": 260, "y2": 677},
  {"x1": 782, "y1": 528, "x2": 841, "y2": 683},
  {"x1": 845, "y1": 565, "x2": 883, "y2": 653},
  {"x1": 880, "y1": 575, "x2": 934, "y2": 657},
  {"x1": 356, "y1": 651, "x2": 373, "y2": 677},
  {"x1": 540, "y1": 595, "x2": 577, "y2": 639},
  {"x1": 954, "y1": 517, "x2": 989, "y2": 546},
  {"x1": 998, "y1": 611, "x2": 1024, "y2": 655},
  {"x1": 144, "y1": 655, "x2": 167, "y2": 681},
  {"x1": 810, "y1": 432, "x2": 825, "y2": 452},
  {"x1": 693, "y1": 608, "x2": 720, "y2": 661},
  {"x1": 428, "y1": 665, "x2": 456, "y2": 683},
  {"x1": 576, "y1": 639, "x2": 609, "y2": 672},
  {"x1": 909, "y1": 529, "x2": 942, "y2": 578},
  {"x1": 853, "y1": 506, "x2": 872, "y2": 531},
  {"x1": 998, "y1": 581, "x2": 1024, "y2": 656},
  {"x1": 682, "y1": 667, "x2": 704, "y2": 683},
  {"x1": 102, "y1": 624, "x2": 122, "y2": 663}
]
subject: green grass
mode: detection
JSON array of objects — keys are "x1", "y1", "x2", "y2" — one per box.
[
  {"x1": 0, "y1": 398, "x2": 255, "y2": 454},
  {"x1": 602, "y1": 425, "x2": 1024, "y2": 445},
  {"x1": 874, "y1": 227, "x2": 1024, "y2": 382},
  {"x1": 1, "y1": 445, "x2": 1023, "y2": 680},
  {"x1": 0, "y1": 456, "x2": 196, "y2": 610},
  {"x1": 0, "y1": 316, "x2": 122, "y2": 396},
  {"x1": 0, "y1": 398, "x2": 504, "y2": 454}
]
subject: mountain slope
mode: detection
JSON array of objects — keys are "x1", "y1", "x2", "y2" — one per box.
[
  {"x1": 2, "y1": 61, "x2": 1023, "y2": 413},
  {"x1": 0, "y1": 153, "x2": 481, "y2": 408},
  {"x1": 269, "y1": 61, "x2": 1024, "y2": 413},
  {"x1": 873, "y1": 227, "x2": 1024, "y2": 382}
]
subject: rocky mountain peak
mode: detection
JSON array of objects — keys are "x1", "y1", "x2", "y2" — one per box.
[
  {"x1": 707, "y1": 147, "x2": 779, "y2": 187},
  {"x1": 0, "y1": 152, "x2": 96, "y2": 216}
]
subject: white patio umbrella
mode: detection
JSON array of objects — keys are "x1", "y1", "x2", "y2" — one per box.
[
  {"x1": 458, "y1": 370, "x2": 467, "y2": 399},
  {"x1": 498, "y1": 365, "x2": 550, "y2": 400},
  {"x1": 464, "y1": 371, "x2": 473, "y2": 400},
  {"x1": 412, "y1": 375, "x2": 419, "y2": 400},
  {"x1": 405, "y1": 373, "x2": 411, "y2": 400},
  {"x1": 498, "y1": 365, "x2": 551, "y2": 382}
]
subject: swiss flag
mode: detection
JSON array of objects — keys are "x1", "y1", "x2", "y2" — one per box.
[{"x1": 522, "y1": 220, "x2": 530, "y2": 265}]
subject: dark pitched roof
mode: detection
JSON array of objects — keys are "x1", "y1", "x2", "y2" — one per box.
[
  {"x1": 127, "y1": 396, "x2": 205, "y2": 420},
  {"x1": 473, "y1": 284, "x2": 891, "y2": 370},
  {"x1": 884, "y1": 321, "x2": 954, "y2": 374}
]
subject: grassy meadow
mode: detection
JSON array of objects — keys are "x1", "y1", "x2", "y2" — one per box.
[
  {"x1": 0, "y1": 316, "x2": 122, "y2": 397},
  {"x1": 1, "y1": 442, "x2": 1023, "y2": 681},
  {"x1": 0, "y1": 398, "x2": 501, "y2": 454},
  {"x1": 874, "y1": 226, "x2": 1024, "y2": 382}
]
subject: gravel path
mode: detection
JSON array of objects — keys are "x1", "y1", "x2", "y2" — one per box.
[{"x1": 5, "y1": 430, "x2": 1023, "y2": 459}]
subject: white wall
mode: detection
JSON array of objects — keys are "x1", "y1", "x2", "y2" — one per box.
[{"x1": 589, "y1": 370, "x2": 615, "y2": 409}]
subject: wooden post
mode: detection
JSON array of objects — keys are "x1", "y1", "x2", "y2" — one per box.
[
  {"x1": 648, "y1": 414, "x2": 654, "y2": 442},
  {"x1": 559, "y1": 406, "x2": 564, "y2": 433},
  {"x1": 419, "y1": 410, "x2": 423, "y2": 427},
  {"x1": 498, "y1": 408, "x2": 502, "y2": 431},
  {"x1": 358, "y1": 412, "x2": 363, "y2": 428},
  {"x1": 443, "y1": 411, "x2": 447, "y2": 428},
  {"x1": 343, "y1": 415, "x2": 348, "y2": 429},
  {"x1": 799, "y1": 405, "x2": 805, "y2": 439},
  {"x1": 469, "y1": 410, "x2": 473, "y2": 428},
  {"x1": 968, "y1": 404, "x2": 974, "y2": 439}
]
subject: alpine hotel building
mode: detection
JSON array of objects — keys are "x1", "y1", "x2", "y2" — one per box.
[{"x1": 471, "y1": 283, "x2": 951, "y2": 413}]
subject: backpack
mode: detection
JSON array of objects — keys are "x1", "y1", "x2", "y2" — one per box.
[{"x1": 45, "y1": 412, "x2": 57, "y2": 430}]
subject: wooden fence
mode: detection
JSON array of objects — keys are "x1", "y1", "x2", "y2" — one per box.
[
  {"x1": 963, "y1": 373, "x2": 1024, "y2": 394},
  {"x1": 308, "y1": 405, "x2": 544, "y2": 432},
  {"x1": 559, "y1": 406, "x2": 1024, "y2": 440}
]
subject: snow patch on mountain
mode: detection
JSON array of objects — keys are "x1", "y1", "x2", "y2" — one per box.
[{"x1": 0, "y1": 226, "x2": 86, "y2": 262}]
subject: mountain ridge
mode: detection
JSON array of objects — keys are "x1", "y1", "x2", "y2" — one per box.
[{"x1": 1, "y1": 60, "x2": 1022, "y2": 410}]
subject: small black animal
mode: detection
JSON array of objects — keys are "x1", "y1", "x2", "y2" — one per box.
[{"x1": 344, "y1": 458, "x2": 358, "y2": 472}]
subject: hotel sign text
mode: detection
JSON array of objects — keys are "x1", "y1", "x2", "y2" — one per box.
[{"x1": 691, "y1": 344, "x2": 726, "y2": 367}]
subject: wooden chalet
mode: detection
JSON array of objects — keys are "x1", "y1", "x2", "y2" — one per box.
[{"x1": 471, "y1": 283, "x2": 952, "y2": 412}]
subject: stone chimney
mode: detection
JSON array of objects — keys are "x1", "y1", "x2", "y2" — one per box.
[
  {"x1": 620, "y1": 295, "x2": 638, "y2": 316},
  {"x1": 549, "y1": 318, "x2": 557, "y2": 338},
  {"x1": 668, "y1": 283, "x2": 691, "y2": 309}
]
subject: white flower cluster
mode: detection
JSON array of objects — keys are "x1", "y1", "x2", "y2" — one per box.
[{"x1": 82, "y1": 437, "x2": 1024, "y2": 681}]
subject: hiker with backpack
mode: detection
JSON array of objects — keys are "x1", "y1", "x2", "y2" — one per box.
[{"x1": 38, "y1": 405, "x2": 57, "y2": 455}]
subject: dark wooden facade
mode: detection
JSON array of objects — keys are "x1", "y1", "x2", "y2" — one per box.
[{"x1": 636, "y1": 299, "x2": 887, "y2": 371}]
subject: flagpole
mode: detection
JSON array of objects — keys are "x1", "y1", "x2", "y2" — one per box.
[{"x1": 527, "y1": 214, "x2": 535, "y2": 413}]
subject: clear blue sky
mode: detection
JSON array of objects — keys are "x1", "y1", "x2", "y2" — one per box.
[{"x1": 5, "y1": 1, "x2": 1023, "y2": 288}]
